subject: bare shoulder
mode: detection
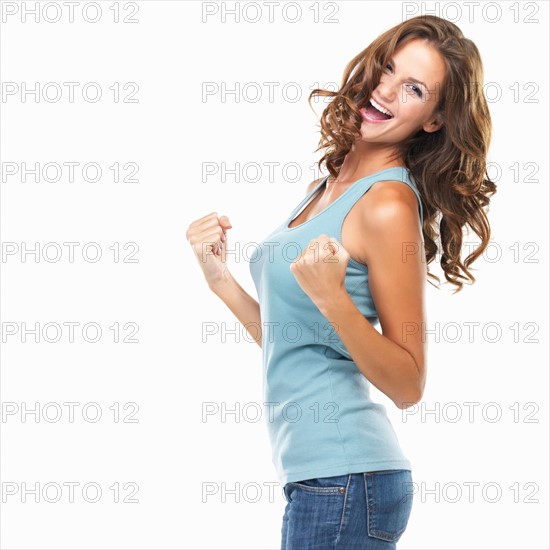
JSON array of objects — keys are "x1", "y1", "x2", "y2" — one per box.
[
  {"x1": 351, "y1": 179, "x2": 423, "y2": 267},
  {"x1": 359, "y1": 180, "x2": 421, "y2": 231}
]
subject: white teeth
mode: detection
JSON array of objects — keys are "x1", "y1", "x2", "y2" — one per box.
[{"x1": 370, "y1": 98, "x2": 393, "y2": 117}]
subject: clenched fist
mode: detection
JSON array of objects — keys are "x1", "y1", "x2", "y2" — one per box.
[
  {"x1": 290, "y1": 234, "x2": 350, "y2": 310},
  {"x1": 186, "y1": 212, "x2": 233, "y2": 288}
]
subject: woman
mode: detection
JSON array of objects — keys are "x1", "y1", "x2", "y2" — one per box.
[{"x1": 186, "y1": 14, "x2": 496, "y2": 550}]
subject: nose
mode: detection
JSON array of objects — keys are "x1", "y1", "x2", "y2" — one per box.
[{"x1": 375, "y1": 78, "x2": 397, "y2": 103}]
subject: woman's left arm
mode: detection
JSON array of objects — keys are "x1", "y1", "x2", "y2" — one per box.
[{"x1": 291, "y1": 182, "x2": 427, "y2": 409}]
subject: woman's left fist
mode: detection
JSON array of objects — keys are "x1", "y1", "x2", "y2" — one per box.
[{"x1": 290, "y1": 234, "x2": 350, "y2": 308}]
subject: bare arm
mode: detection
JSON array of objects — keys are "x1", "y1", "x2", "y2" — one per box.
[
  {"x1": 316, "y1": 181, "x2": 427, "y2": 409},
  {"x1": 186, "y1": 211, "x2": 263, "y2": 349},
  {"x1": 209, "y1": 274, "x2": 262, "y2": 348}
]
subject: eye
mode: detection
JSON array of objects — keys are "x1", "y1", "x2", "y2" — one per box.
[
  {"x1": 384, "y1": 62, "x2": 423, "y2": 98},
  {"x1": 406, "y1": 84, "x2": 423, "y2": 98}
]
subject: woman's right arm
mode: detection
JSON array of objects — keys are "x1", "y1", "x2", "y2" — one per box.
[
  {"x1": 186, "y1": 212, "x2": 262, "y2": 348},
  {"x1": 208, "y1": 274, "x2": 262, "y2": 348}
]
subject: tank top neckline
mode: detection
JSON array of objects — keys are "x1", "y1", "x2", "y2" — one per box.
[{"x1": 284, "y1": 165, "x2": 409, "y2": 232}]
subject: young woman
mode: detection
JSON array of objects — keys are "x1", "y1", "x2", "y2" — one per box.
[{"x1": 186, "y1": 14, "x2": 496, "y2": 550}]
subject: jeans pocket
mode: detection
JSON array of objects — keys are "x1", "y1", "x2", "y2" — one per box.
[
  {"x1": 287, "y1": 474, "x2": 350, "y2": 496},
  {"x1": 364, "y1": 469, "x2": 414, "y2": 542},
  {"x1": 283, "y1": 482, "x2": 292, "y2": 503}
]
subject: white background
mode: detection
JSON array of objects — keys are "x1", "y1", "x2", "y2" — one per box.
[{"x1": 1, "y1": 1, "x2": 548, "y2": 549}]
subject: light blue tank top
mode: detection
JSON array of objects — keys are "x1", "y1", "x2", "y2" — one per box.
[{"x1": 249, "y1": 166, "x2": 423, "y2": 486}]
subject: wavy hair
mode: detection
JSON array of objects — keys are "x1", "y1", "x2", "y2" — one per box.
[{"x1": 308, "y1": 15, "x2": 497, "y2": 293}]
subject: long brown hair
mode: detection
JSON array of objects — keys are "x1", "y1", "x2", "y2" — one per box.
[{"x1": 308, "y1": 15, "x2": 497, "y2": 293}]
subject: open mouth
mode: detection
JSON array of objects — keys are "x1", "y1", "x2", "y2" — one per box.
[{"x1": 363, "y1": 98, "x2": 394, "y2": 121}]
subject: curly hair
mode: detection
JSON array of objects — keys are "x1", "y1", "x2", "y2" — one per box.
[{"x1": 308, "y1": 15, "x2": 497, "y2": 293}]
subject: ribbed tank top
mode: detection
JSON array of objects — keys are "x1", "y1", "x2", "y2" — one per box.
[{"x1": 248, "y1": 166, "x2": 423, "y2": 486}]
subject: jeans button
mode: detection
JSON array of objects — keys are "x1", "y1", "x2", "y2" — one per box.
[{"x1": 338, "y1": 487, "x2": 345, "y2": 493}]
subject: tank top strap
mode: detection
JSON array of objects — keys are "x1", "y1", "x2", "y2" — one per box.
[
  {"x1": 339, "y1": 166, "x2": 424, "y2": 226},
  {"x1": 287, "y1": 175, "x2": 330, "y2": 222}
]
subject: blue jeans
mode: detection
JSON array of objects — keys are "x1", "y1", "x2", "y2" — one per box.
[{"x1": 281, "y1": 470, "x2": 414, "y2": 549}]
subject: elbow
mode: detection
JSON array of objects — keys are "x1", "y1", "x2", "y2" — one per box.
[
  {"x1": 393, "y1": 386, "x2": 424, "y2": 410},
  {"x1": 393, "y1": 357, "x2": 426, "y2": 409}
]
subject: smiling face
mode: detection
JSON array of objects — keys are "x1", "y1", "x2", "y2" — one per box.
[{"x1": 358, "y1": 37, "x2": 447, "y2": 145}]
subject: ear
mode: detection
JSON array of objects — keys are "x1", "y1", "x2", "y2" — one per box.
[{"x1": 423, "y1": 111, "x2": 444, "y2": 133}]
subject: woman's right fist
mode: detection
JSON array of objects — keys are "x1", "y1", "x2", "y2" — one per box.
[{"x1": 185, "y1": 212, "x2": 233, "y2": 288}]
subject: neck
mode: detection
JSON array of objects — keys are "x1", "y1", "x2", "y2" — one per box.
[{"x1": 332, "y1": 141, "x2": 404, "y2": 184}]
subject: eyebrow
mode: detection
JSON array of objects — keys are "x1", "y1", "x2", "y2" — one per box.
[{"x1": 388, "y1": 56, "x2": 428, "y2": 90}]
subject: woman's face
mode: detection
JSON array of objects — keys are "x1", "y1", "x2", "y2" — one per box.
[{"x1": 358, "y1": 38, "x2": 446, "y2": 144}]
